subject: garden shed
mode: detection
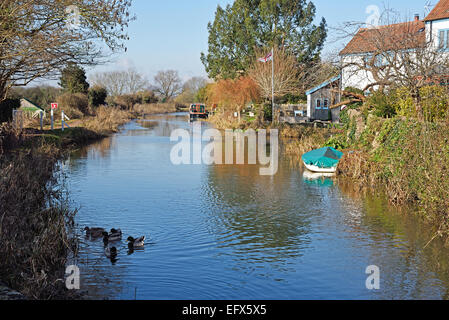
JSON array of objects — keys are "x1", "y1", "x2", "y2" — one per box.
[{"x1": 306, "y1": 75, "x2": 341, "y2": 122}]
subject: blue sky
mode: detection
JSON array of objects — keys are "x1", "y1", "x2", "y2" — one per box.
[{"x1": 87, "y1": 0, "x2": 435, "y2": 82}]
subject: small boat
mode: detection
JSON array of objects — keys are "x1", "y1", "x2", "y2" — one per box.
[
  {"x1": 189, "y1": 103, "x2": 209, "y2": 121},
  {"x1": 302, "y1": 147, "x2": 343, "y2": 173}
]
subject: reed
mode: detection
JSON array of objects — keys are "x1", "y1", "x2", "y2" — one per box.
[
  {"x1": 0, "y1": 146, "x2": 79, "y2": 299},
  {"x1": 83, "y1": 105, "x2": 133, "y2": 134},
  {"x1": 132, "y1": 103, "x2": 177, "y2": 116}
]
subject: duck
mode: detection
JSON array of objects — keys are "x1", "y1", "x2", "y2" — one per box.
[
  {"x1": 84, "y1": 227, "x2": 105, "y2": 238},
  {"x1": 127, "y1": 236, "x2": 146, "y2": 249},
  {"x1": 108, "y1": 228, "x2": 122, "y2": 242},
  {"x1": 105, "y1": 246, "x2": 118, "y2": 259}
]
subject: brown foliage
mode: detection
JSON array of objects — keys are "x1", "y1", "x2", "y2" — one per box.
[
  {"x1": 248, "y1": 47, "x2": 299, "y2": 98},
  {"x1": 207, "y1": 77, "x2": 261, "y2": 113},
  {"x1": 0, "y1": 148, "x2": 78, "y2": 299},
  {"x1": 56, "y1": 93, "x2": 89, "y2": 119}
]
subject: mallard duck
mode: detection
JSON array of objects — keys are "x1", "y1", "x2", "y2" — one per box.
[
  {"x1": 105, "y1": 246, "x2": 118, "y2": 259},
  {"x1": 102, "y1": 229, "x2": 122, "y2": 246},
  {"x1": 108, "y1": 228, "x2": 122, "y2": 242},
  {"x1": 84, "y1": 227, "x2": 105, "y2": 238},
  {"x1": 127, "y1": 236, "x2": 145, "y2": 248}
]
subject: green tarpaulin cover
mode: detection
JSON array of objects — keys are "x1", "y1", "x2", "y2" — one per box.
[{"x1": 302, "y1": 147, "x2": 344, "y2": 169}]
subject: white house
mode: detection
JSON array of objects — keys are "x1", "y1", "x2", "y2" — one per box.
[{"x1": 339, "y1": 0, "x2": 449, "y2": 91}]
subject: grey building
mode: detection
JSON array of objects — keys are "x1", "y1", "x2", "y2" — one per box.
[{"x1": 306, "y1": 75, "x2": 342, "y2": 122}]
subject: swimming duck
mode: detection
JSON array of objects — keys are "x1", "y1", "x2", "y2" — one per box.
[
  {"x1": 84, "y1": 227, "x2": 105, "y2": 238},
  {"x1": 105, "y1": 246, "x2": 118, "y2": 259},
  {"x1": 108, "y1": 228, "x2": 122, "y2": 242},
  {"x1": 127, "y1": 236, "x2": 146, "y2": 248}
]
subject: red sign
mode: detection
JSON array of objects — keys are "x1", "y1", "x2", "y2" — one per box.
[{"x1": 51, "y1": 103, "x2": 58, "y2": 110}]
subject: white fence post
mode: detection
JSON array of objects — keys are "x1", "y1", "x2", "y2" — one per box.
[
  {"x1": 61, "y1": 111, "x2": 71, "y2": 131},
  {"x1": 51, "y1": 109, "x2": 54, "y2": 130},
  {"x1": 40, "y1": 111, "x2": 44, "y2": 131}
]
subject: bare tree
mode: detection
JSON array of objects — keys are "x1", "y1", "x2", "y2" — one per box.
[
  {"x1": 153, "y1": 70, "x2": 182, "y2": 101},
  {"x1": 339, "y1": 9, "x2": 449, "y2": 119},
  {"x1": 90, "y1": 68, "x2": 148, "y2": 96},
  {"x1": 0, "y1": 0, "x2": 134, "y2": 102},
  {"x1": 176, "y1": 77, "x2": 208, "y2": 104},
  {"x1": 248, "y1": 47, "x2": 300, "y2": 99}
]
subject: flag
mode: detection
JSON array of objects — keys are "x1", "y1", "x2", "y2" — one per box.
[{"x1": 258, "y1": 51, "x2": 273, "y2": 63}]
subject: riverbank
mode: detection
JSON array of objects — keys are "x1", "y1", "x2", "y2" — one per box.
[
  {"x1": 210, "y1": 110, "x2": 449, "y2": 240},
  {"x1": 0, "y1": 106, "x2": 141, "y2": 299},
  {"x1": 336, "y1": 112, "x2": 449, "y2": 239}
]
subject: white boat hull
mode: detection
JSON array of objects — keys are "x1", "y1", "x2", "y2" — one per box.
[{"x1": 303, "y1": 162, "x2": 337, "y2": 173}]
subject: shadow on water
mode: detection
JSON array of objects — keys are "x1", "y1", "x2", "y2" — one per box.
[{"x1": 66, "y1": 114, "x2": 449, "y2": 300}]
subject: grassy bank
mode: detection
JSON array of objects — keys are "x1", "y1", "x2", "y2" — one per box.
[
  {"x1": 336, "y1": 114, "x2": 449, "y2": 236},
  {"x1": 210, "y1": 109, "x2": 449, "y2": 238},
  {"x1": 0, "y1": 145, "x2": 80, "y2": 299},
  {"x1": 0, "y1": 105, "x2": 137, "y2": 299}
]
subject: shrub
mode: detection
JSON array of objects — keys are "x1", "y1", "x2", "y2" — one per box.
[
  {"x1": 138, "y1": 90, "x2": 158, "y2": 104},
  {"x1": 88, "y1": 86, "x2": 107, "y2": 108},
  {"x1": 366, "y1": 91, "x2": 396, "y2": 118},
  {"x1": 110, "y1": 94, "x2": 140, "y2": 110},
  {"x1": 56, "y1": 93, "x2": 89, "y2": 119},
  {"x1": 394, "y1": 85, "x2": 449, "y2": 122},
  {"x1": 0, "y1": 98, "x2": 20, "y2": 123}
]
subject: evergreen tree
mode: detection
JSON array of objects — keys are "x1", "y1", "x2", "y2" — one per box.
[
  {"x1": 201, "y1": 0, "x2": 327, "y2": 80},
  {"x1": 59, "y1": 63, "x2": 90, "y2": 94}
]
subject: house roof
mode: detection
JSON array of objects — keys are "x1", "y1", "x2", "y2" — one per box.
[
  {"x1": 306, "y1": 75, "x2": 341, "y2": 96},
  {"x1": 424, "y1": 0, "x2": 449, "y2": 21},
  {"x1": 339, "y1": 20, "x2": 425, "y2": 55},
  {"x1": 19, "y1": 98, "x2": 44, "y2": 112}
]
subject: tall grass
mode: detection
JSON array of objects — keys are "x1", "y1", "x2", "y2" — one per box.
[
  {"x1": 83, "y1": 105, "x2": 133, "y2": 134},
  {"x1": 132, "y1": 103, "x2": 177, "y2": 116},
  {"x1": 0, "y1": 146, "x2": 78, "y2": 299}
]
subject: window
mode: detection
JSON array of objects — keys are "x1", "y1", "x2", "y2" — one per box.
[
  {"x1": 323, "y1": 99, "x2": 329, "y2": 109},
  {"x1": 439, "y1": 30, "x2": 449, "y2": 50},
  {"x1": 316, "y1": 99, "x2": 321, "y2": 109}
]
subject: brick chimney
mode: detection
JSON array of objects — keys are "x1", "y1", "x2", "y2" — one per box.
[{"x1": 414, "y1": 14, "x2": 420, "y2": 21}]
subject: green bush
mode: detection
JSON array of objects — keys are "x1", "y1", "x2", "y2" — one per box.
[
  {"x1": 0, "y1": 98, "x2": 20, "y2": 123},
  {"x1": 366, "y1": 91, "x2": 396, "y2": 118},
  {"x1": 88, "y1": 86, "x2": 107, "y2": 108},
  {"x1": 394, "y1": 85, "x2": 449, "y2": 122},
  {"x1": 263, "y1": 103, "x2": 272, "y2": 122},
  {"x1": 325, "y1": 134, "x2": 348, "y2": 150}
]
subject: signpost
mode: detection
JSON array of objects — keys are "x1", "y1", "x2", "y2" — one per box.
[{"x1": 51, "y1": 103, "x2": 58, "y2": 130}]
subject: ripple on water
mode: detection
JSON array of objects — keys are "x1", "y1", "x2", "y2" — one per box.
[{"x1": 67, "y1": 116, "x2": 449, "y2": 300}]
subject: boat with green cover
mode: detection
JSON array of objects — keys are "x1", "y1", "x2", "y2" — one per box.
[{"x1": 302, "y1": 147, "x2": 344, "y2": 173}]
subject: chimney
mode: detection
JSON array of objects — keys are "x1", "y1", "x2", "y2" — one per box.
[{"x1": 414, "y1": 14, "x2": 420, "y2": 21}]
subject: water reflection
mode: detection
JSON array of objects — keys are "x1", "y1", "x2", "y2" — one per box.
[{"x1": 65, "y1": 114, "x2": 449, "y2": 300}]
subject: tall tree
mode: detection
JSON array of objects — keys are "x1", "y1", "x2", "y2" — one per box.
[
  {"x1": 153, "y1": 70, "x2": 182, "y2": 101},
  {"x1": 59, "y1": 63, "x2": 89, "y2": 94},
  {"x1": 90, "y1": 68, "x2": 148, "y2": 96},
  {"x1": 201, "y1": 0, "x2": 327, "y2": 80},
  {"x1": 0, "y1": 0, "x2": 134, "y2": 103}
]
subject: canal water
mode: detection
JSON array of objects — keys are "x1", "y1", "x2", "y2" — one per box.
[{"x1": 66, "y1": 113, "x2": 449, "y2": 300}]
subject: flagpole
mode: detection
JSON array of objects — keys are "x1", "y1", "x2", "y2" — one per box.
[{"x1": 271, "y1": 47, "x2": 275, "y2": 124}]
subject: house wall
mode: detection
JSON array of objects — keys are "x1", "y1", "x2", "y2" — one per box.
[
  {"x1": 341, "y1": 55, "x2": 377, "y2": 91},
  {"x1": 308, "y1": 88, "x2": 332, "y2": 121},
  {"x1": 427, "y1": 18, "x2": 449, "y2": 48},
  {"x1": 342, "y1": 18, "x2": 449, "y2": 91}
]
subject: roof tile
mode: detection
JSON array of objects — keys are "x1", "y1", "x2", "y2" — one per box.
[{"x1": 424, "y1": 0, "x2": 449, "y2": 21}]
